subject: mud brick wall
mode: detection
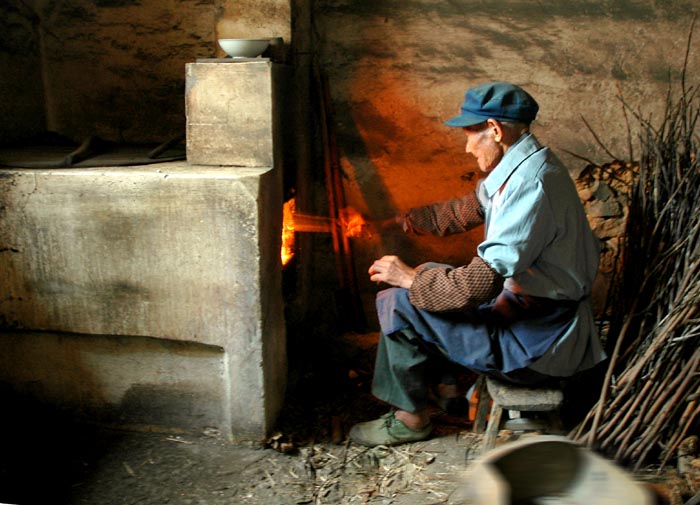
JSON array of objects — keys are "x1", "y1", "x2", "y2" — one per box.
[{"x1": 576, "y1": 160, "x2": 639, "y2": 318}]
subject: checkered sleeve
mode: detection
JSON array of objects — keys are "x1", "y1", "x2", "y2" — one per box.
[
  {"x1": 408, "y1": 256, "x2": 504, "y2": 312},
  {"x1": 403, "y1": 190, "x2": 485, "y2": 236}
]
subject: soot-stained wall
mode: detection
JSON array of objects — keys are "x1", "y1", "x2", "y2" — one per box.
[
  {"x1": 0, "y1": 0, "x2": 291, "y2": 146},
  {"x1": 1, "y1": 1, "x2": 217, "y2": 145}
]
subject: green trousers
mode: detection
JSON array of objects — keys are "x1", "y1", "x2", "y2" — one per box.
[{"x1": 371, "y1": 329, "x2": 464, "y2": 413}]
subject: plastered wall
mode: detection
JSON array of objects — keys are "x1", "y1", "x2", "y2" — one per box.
[{"x1": 0, "y1": 0, "x2": 291, "y2": 145}]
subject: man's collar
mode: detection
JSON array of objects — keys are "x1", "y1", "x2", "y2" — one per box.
[{"x1": 482, "y1": 133, "x2": 542, "y2": 197}]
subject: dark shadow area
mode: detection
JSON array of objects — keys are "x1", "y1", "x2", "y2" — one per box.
[
  {"x1": 0, "y1": 385, "x2": 110, "y2": 505},
  {"x1": 274, "y1": 331, "x2": 387, "y2": 444},
  {"x1": 559, "y1": 360, "x2": 608, "y2": 432}
]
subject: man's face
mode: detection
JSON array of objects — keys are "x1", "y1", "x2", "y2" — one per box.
[{"x1": 463, "y1": 123, "x2": 503, "y2": 173}]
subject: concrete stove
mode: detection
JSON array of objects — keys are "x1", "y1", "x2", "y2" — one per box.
[{"x1": 0, "y1": 60, "x2": 288, "y2": 440}]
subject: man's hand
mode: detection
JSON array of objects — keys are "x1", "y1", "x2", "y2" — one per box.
[{"x1": 368, "y1": 255, "x2": 416, "y2": 289}]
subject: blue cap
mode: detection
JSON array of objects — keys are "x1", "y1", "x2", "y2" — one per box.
[{"x1": 444, "y1": 82, "x2": 539, "y2": 127}]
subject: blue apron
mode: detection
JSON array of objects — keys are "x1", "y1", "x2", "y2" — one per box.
[{"x1": 376, "y1": 287, "x2": 578, "y2": 374}]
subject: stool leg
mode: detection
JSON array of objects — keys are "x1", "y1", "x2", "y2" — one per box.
[
  {"x1": 482, "y1": 402, "x2": 503, "y2": 452},
  {"x1": 472, "y1": 376, "x2": 491, "y2": 434}
]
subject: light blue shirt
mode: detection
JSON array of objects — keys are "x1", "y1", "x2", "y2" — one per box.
[{"x1": 476, "y1": 133, "x2": 606, "y2": 375}]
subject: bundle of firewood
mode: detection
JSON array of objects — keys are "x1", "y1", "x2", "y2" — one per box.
[{"x1": 572, "y1": 69, "x2": 700, "y2": 472}]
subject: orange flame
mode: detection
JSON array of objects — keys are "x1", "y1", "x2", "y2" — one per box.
[
  {"x1": 281, "y1": 197, "x2": 296, "y2": 266},
  {"x1": 340, "y1": 207, "x2": 368, "y2": 238}
]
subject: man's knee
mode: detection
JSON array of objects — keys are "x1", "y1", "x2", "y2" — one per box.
[{"x1": 377, "y1": 286, "x2": 410, "y2": 304}]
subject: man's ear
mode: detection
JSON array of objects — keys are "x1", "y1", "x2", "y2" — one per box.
[{"x1": 486, "y1": 118, "x2": 504, "y2": 143}]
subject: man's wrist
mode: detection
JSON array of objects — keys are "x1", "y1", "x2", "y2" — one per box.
[
  {"x1": 373, "y1": 215, "x2": 406, "y2": 234},
  {"x1": 401, "y1": 269, "x2": 416, "y2": 289}
]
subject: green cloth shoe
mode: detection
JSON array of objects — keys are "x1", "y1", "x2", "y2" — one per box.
[{"x1": 349, "y1": 411, "x2": 432, "y2": 447}]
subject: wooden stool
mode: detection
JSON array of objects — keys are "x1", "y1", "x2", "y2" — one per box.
[{"x1": 481, "y1": 377, "x2": 564, "y2": 452}]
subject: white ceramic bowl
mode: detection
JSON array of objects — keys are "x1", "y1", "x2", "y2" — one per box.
[{"x1": 217, "y1": 39, "x2": 270, "y2": 58}]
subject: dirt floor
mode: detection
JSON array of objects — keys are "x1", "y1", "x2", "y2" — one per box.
[
  {"x1": 0, "y1": 371, "x2": 482, "y2": 504},
  {"x1": 0, "y1": 408, "x2": 483, "y2": 505},
  {"x1": 0, "y1": 332, "x2": 688, "y2": 504}
]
